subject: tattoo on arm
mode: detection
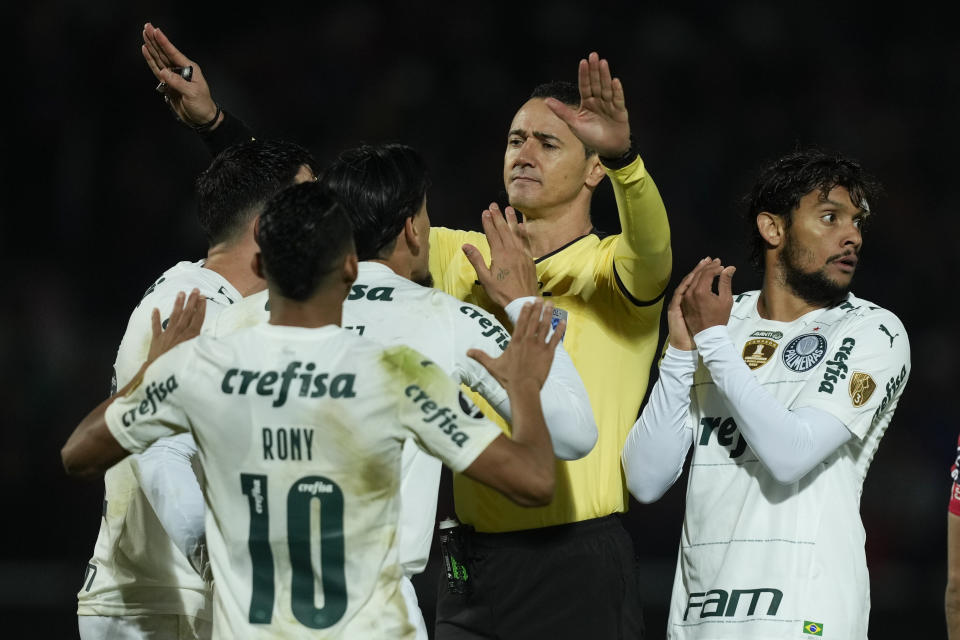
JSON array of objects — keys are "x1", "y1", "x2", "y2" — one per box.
[{"x1": 496, "y1": 268, "x2": 511, "y2": 281}]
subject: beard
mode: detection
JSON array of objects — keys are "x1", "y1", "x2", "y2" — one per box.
[
  {"x1": 413, "y1": 272, "x2": 434, "y2": 288},
  {"x1": 778, "y1": 232, "x2": 854, "y2": 308}
]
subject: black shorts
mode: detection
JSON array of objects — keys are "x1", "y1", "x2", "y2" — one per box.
[{"x1": 435, "y1": 514, "x2": 645, "y2": 639}]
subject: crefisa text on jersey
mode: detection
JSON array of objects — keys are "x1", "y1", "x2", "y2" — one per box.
[
  {"x1": 221, "y1": 361, "x2": 357, "y2": 407},
  {"x1": 405, "y1": 385, "x2": 471, "y2": 447},
  {"x1": 459, "y1": 306, "x2": 510, "y2": 351},
  {"x1": 120, "y1": 375, "x2": 179, "y2": 427}
]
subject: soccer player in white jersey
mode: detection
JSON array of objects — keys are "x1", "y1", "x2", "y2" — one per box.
[
  {"x1": 77, "y1": 139, "x2": 317, "y2": 640},
  {"x1": 622, "y1": 149, "x2": 910, "y2": 639},
  {"x1": 209, "y1": 143, "x2": 597, "y2": 638},
  {"x1": 62, "y1": 182, "x2": 563, "y2": 639}
]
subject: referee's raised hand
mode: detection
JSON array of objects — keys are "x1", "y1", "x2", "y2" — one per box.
[
  {"x1": 462, "y1": 203, "x2": 538, "y2": 309},
  {"x1": 142, "y1": 22, "x2": 221, "y2": 129},
  {"x1": 543, "y1": 51, "x2": 631, "y2": 159}
]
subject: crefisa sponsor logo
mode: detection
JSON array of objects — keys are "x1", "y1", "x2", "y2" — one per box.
[
  {"x1": 871, "y1": 365, "x2": 908, "y2": 426},
  {"x1": 782, "y1": 334, "x2": 827, "y2": 373},
  {"x1": 817, "y1": 337, "x2": 855, "y2": 394},
  {"x1": 121, "y1": 375, "x2": 179, "y2": 426}
]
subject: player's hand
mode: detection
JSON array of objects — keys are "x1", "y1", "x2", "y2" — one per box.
[
  {"x1": 468, "y1": 300, "x2": 564, "y2": 391},
  {"x1": 145, "y1": 289, "x2": 206, "y2": 364},
  {"x1": 667, "y1": 258, "x2": 714, "y2": 350},
  {"x1": 142, "y1": 23, "x2": 221, "y2": 128},
  {"x1": 543, "y1": 52, "x2": 631, "y2": 158},
  {"x1": 462, "y1": 203, "x2": 538, "y2": 308},
  {"x1": 680, "y1": 258, "x2": 736, "y2": 338}
]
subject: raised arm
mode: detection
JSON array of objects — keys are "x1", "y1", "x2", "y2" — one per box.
[
  {"x1": 460, "y1": 300, "x2": 561, "y2": 506},
  {"x1": 680, "y1": 261, "x2": 859, "y2": 484},
  {"x1": 546, "y1": 52, "x2": 671, "y2": 304},
  {"x1": 62, "y1": 290, "x2": 205, "y2": 477},
  {"x1": 141, "y1": 23, "x2": 254, "y2": 155},
  {"x1": 622, "y1": 261, "x2": 703, "y2": 502},
  {"x1": 461, "y1": 205, "x2": 597, "y2": 459}
]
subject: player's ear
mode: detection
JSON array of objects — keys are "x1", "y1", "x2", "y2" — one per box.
[
  {"x1": 584, "y1": 154, "x2": 606, "y2": 188},
  {"x1": 343, "y1": 252, "x2": 359, "y2": 286},
  {"x1": 403, "y1": 216, "x2": 422, "y2": 254},
  {"x1": 756, "y1": 211, "x2": 784, "y2": 249}
]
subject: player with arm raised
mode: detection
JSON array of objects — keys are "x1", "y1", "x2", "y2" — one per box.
[
  {"x1": 210, "y1": 143, "x2": 596, "y2": 639},
  {"x1": 63, "y1": 182, "x2": 561, "y2": 639},
  {"x1": 141, "y1": 26, "x2": 668, "y2": 635},
  {"x1": 622, "y1": 149, "x2": 910, "y2": 639},
  {"x1": 76, "y1": 138, "x2": 316, "y2": 640}
]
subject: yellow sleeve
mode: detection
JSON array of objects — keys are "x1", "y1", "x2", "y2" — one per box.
[{"x1": 607, "y1": 155, "x2": 672, "y2": 304}]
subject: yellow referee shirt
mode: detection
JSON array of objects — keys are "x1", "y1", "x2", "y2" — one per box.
[{"x1": 429, "y1": 156, "x2": 671, "y2": 532}]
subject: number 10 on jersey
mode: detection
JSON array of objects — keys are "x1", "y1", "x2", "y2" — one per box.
[{"x1": 240, "y1": 473, "x2": 348, "y2": 629}]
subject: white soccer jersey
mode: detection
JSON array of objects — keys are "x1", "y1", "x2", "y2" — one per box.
[
  {"x1": 78, "y1": 260, "x2": 240, "y2": 620},
  {"x1": 104, "y1": 324, "x2": 503, "y2": 639},
  {"x1": 670, "y1": 291, "x2": 910, "y2": 640},
  {"x1": 210, "y1": 261, "x2": 513, "y2": 579}
]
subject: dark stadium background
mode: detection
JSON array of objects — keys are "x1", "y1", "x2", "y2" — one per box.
[{"x1": 5, "y1": 2, "x2": 954, "y2": 637}]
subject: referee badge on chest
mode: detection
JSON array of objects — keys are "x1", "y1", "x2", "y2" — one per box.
[
  {"x1": 781, "y1": 333, "x2": 828, "y2": 373},
  {"x1": 742, "y1": 338, "x2": 778, "y2": 370},
  {"x1": 551, "y1": 307, "x2": 568, "y2": 341}
]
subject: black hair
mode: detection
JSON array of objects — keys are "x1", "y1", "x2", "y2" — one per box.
[
  {"x1": 196, "y1": 139, "x2": 317, "y2": 246},
  {"x1": 256, "y1": 182, "x2": 355, "y2": 301},
  {"x1": 319, "y1": 143, "x2": 430, "y2": 261},
  {"x1": 528, "y1": 81, "x2": 594, "y2": 157},
  {"x1": 530, "y1": 80, "x2": 580, "y2": 107},
  {"x1": 744, "y1": 148, "x2": 883, "y2": 270}
]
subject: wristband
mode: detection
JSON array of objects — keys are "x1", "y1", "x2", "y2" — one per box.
[
  {"x1": 599, "y1": 137, "x2": 638, "y2": 170},
  {"x1": 189, "y1": 103, "x2": 222, "y2": 133}
]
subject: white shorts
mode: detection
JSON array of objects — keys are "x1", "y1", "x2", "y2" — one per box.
[
  {"x1": 78, "y1": 614, "x2": 211, "y2": 640},
  {"x1": 400, "y1": 576, "x2": 429, "y2": 640}
]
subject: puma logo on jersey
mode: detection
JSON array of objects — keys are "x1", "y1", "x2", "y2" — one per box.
[
  {"x1": 120, "y1": 375, "x2": 179, "y2": 427},
  {"x1": 878, "y1": 324, "x2": 900, "y2": 347},
  {"x1": 459, "y1": 305, "x2": 510, "y2": 351},
  {"x1": 684, "y1": 587, "x2": 783, "y2": 621},
  {"x1": 221, "y1": 361, "x2": 357, "y2": 407},
  {"x1": 405, "y1": 384, "x2": 471, "y2": 447}
]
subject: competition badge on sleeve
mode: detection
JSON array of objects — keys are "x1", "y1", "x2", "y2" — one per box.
[{"x1": 848, "y1": 372, "x2": 877, "y2": 407}]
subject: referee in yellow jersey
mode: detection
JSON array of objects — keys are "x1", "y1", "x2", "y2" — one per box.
[
  {"x1": 429, "y1": 52, "x2": 670, "y2": 638},
  {"x1": 142, "y1": 27, "x2": 670, "y2": 638}
]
